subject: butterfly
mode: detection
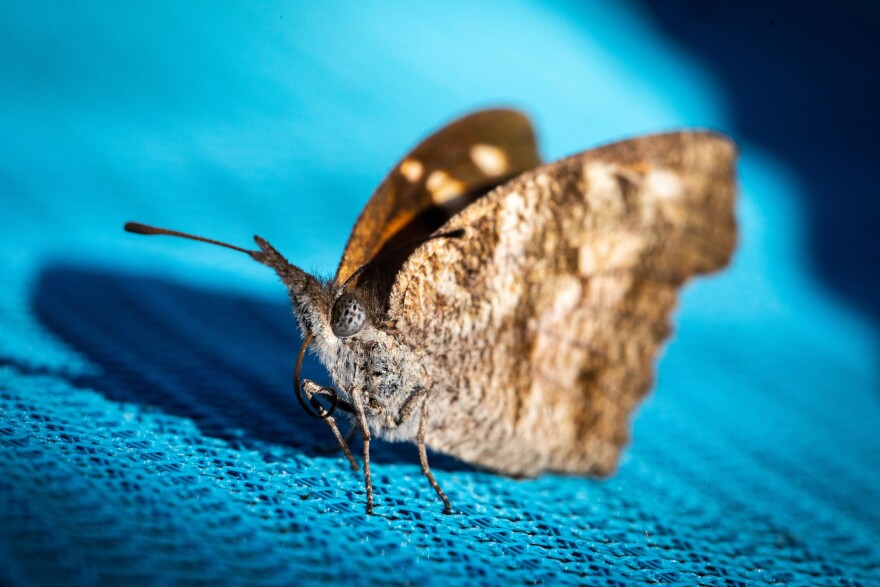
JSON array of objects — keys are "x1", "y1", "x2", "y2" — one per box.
[{"x1": 126, "y1": 109, "x2": 737, "y2": 514}]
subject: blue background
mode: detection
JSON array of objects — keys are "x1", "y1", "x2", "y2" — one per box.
[{"x1": 1, "y1": 2, "x2": 878, "y2": 585}]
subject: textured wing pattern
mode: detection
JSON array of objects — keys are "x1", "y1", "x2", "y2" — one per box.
[
  {"x1": 336, "y1": 109, "x2": 541, "y2": 283},
  {"x1": 388, "y1": 132, "x2": 737, "y2": 477}
]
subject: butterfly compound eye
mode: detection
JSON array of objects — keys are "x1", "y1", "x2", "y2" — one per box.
[{"x1": 331, "y1": 293, "x2": 368, "y2": 338}]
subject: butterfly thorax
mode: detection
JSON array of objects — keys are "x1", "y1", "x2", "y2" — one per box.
[{"x1": 320, "y1": 326, "x2": 427, "y2": 441}]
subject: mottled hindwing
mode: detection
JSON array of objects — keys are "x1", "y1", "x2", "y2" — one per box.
[
  {"x1": 336, "y1": 109, "x2": 541, "y2": 284},
  {"x1": 388, "y1": 132, "x2": 737, "y2": 477}
]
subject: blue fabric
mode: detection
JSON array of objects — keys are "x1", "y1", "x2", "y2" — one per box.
[{"x1": 2, "y1": 2, "x2": 878, "y2": 585}]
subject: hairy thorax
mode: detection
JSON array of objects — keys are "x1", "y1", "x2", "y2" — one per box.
[{"x1": 325, "y1": 327, "x2": 428, "y2": 443}]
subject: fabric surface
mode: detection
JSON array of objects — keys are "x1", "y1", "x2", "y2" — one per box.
[{"x1": 2, "y1": 2, "x2": 879, "y2": 585}]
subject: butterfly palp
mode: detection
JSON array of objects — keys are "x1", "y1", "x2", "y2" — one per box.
[{"x1": 331, "y1": 292, "x2": 369, "y2": 338}]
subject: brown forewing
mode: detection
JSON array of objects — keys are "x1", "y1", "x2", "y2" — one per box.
[
  {"x1": 335, "y1": 109, "x2": 541, "y2": 285},
  {"x1": 387, "y1": 132, "x2": 737, "y2": 477}
]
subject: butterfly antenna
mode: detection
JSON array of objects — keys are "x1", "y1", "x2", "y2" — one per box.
[
  {"x1": 342, "y1": 228, "x2": 465, "y2": 289},
  {"x1": 124, "y1": 222, "x2": 260, "y2": 258}
]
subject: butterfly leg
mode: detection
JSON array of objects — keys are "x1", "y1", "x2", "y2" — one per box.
[
  {"x1": 302, "y1": 379, "x2": 359, "y2": 471},
  {"x1": 322, "y1": 419, "x2": 359, "y2": 471},
  {"x1": 317, "y1": 424, "x2": 357, "y2": 457},
  {"x1": 417, "y1": 394, "x2": 452, "y2": 514},
  {"x1": 350, "y1": 388, "x2": 374, "y2": 515}
]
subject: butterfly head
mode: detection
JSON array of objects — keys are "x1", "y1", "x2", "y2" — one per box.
[{"x1": 250, "y1": 235, "x2": 357, "y2": 346}]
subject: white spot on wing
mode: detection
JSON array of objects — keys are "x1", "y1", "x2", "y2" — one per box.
[
  {"x1": 642, "y1": 168, "x2": 687, "y2": 225},
  {"x1": 579, "y1": 232, "x2": 644, "y2": 274},
  {"x1": 644, "y1": 169, "x2": 683, "y2": 200},
  {"x1": 427, "y1": 170, "x2": 466, "y2": 205},
  {"x1": 399, "y1": 158, "x2": 423, "y2": 182},
  {"x1": 529, "y1": 276, "x2": 587, "y2": 381},
  {"x1": 548, "y1": 277, "x2": 582, "y2": 320},
  {"x1": 583, "y1": 161, "x2": 629, "y2": 226},
  {"x1": 585, "y1": 161, "x2": 620, "y2": 196},
  {"x1": 469, "y1": 144, "x2": 508, "y2": 177},
  {"x1": 489, "y1": 191, "x2": 530, "y2": 320}
]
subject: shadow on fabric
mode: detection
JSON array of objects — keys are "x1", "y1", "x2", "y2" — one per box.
[
  {"x1": 629, "y1": 1, "x2": 880, "y2": 342},
  {"x1": 29, "y1": 265, "x2": 473, "y2": 472}
]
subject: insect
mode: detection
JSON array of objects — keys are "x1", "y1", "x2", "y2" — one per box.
[{"x1": 126, "y1": 109, "x2": 737, "y2": 515}]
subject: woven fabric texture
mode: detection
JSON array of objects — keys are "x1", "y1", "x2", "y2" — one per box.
[{"x1": 2, "y1": 3, "x2": 879, "y2": 585}]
